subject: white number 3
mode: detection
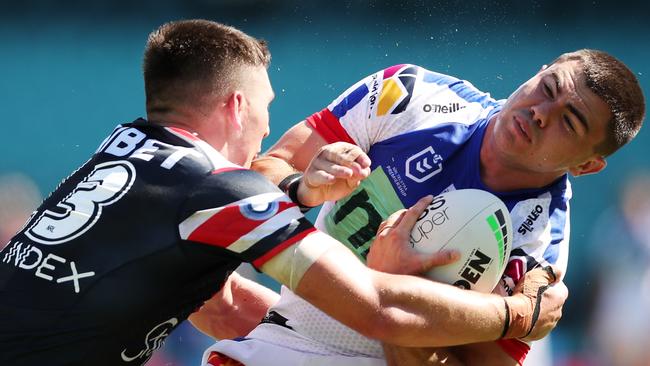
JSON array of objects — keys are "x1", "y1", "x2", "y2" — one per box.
[{"x1": 26, "y1": 161, "x2": 136, "y2": 245}]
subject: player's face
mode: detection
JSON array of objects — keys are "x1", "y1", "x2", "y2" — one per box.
[
  {"x1": 239, "y1": 67, "x2": 274, "y2": 168},
  {"x1": 491, "y1": 59, "x2": 611, "y2": 177}
]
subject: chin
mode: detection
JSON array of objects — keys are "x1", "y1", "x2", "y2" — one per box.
[{"x1": 242, "y1": 159, "x2": 253, "y2": 169}]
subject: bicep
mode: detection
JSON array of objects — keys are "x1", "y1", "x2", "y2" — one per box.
[{"x1": 259, "y1": 231, "x2": 383, "y2": 337}]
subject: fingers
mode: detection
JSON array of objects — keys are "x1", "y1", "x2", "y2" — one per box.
[
  {"x1": 544, "y1": 265, "x2": 562, "y2": 283},
  {"x1": 377, "y1": 209, "x2": 408, "y2": 235},
  {"x1": 322, "y1": 142, "x2": 371, "y2": 171},
  {"x1": 377, "y1": 195, "x2": 433, "y2": 239},
  {"x1": 514, "y1": 265, "x2": 558, "y2": 296},
  {"x1": 419, "y1": 250, "x2": 461, "y2": 272},
  {"x1": 505, "y1": 266, "x2": 569, "y2": 340},
  {"x1": 400, "y1": 195, "x2": 434, "y2": 230},
  {"x1": 519, "y1": 280, "x2": 568, "y2": 342},
  {"x1": 553, "y1": 279, "x2": 569, "y2": 300},
  {"x1": 310, "y1": 142, "x2": 371, "y2": 182},
  {"x1": 372, "y1": 195, "x2": 460, "y2": 276}
]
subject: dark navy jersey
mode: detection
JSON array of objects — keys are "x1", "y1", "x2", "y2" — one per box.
[{"x1": 0, "y1": 119, "x2": 314, "y2": 365}]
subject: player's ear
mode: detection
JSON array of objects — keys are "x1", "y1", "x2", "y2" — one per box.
[
  {"x1": 569, "y1": 156, "x2": 606, "y2": 177},
  {"x1": 225, "y1": 91, "x2": 245, "y2": 131}
]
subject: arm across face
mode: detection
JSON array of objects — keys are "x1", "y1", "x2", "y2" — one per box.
[{"x1": 253, "y1": 121, "x2": 370, "y2": 207}]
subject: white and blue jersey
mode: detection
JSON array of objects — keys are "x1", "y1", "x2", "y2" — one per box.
[
  {"x1": 216, "y1": 65, "x2": 571, "y2": 364},
  {"x1": 311, "y1": 65, "x2": 570, "y2": 287}
]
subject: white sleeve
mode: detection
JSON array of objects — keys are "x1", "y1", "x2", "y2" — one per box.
[{"x1": 306, "y1": 64, "x2": 496, "y2": 152}]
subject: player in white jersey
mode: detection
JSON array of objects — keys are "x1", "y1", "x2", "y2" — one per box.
[{"x1": 201, "y1": 50, "x2": 645, "y2": 365}]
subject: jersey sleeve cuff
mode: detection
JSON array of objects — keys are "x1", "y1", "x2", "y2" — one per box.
[{"x1": 305, "y1": 108, "x2": 356, "y2": 145}]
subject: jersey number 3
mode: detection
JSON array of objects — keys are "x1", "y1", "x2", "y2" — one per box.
[{"x1": 25, "y1": 161, "x2": 136, "y2": 245}]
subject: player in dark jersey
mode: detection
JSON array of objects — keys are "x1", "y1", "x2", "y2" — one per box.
[
  {"x1": 0, "y1": 19, "x2": 567, "y2": 366},
  {"x1": 0, "y1": 119, "x2": 310, "y2": 365}
]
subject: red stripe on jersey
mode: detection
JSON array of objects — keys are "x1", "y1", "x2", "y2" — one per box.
[
  {"x1": 206, "y1": 351, "x2": 244, "y2": 366},
  {"x1": 495, "y1": 339, "x2": 529, "y2": 365},
  {"x1": 504, "y1": 258, "x2": 525, "y2": 285},
  {"x1": 306, "y1": 108, "x2": 355, "y2": 145},
  {"x1": 252, "y1": 227, "x2": 317, "y2": 268},
  {"x1": 383, "y1": 64, "x2": 406, "y2": 79},
  {"x1": 187, "y1": 201, "x2": 297, "y2": 248},
  {"x1": 212, "y1": 167, "x2": 244, "y2": 175},
  {"x1": 167, "y1": 127, "x2": 200, "y2": 141}
]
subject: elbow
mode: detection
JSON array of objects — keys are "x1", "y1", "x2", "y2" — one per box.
[
  {"x1": 363, "y1": 315, "x2": 396, "y2": 342},
  {"x1": 350, "y1": 308, "x2": 408, "y2": 344}
]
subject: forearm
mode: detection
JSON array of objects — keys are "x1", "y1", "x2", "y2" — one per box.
[
  {"x1": 261, "y1": 212, "x2": 564, "y2": 348},
  {"x1": 251, "y1": 120, "x2": 325, "y2": 184},
  {"x1": 368, "y1": 269, "x2": 507, "y2": 346},
  {"x1": 251, "y1": 155, "x2": 299, "y2": 185},
  {"x1": 189, "y1": 272, "x2": 280, "y2": 340},
  {"x1": 294, "y1": 242, "x2": 506, "y2": 347}
]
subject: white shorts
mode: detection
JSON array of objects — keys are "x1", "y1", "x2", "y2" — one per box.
[{"x1": 202, "y1": 335, "x2": 386, "y2": 366}]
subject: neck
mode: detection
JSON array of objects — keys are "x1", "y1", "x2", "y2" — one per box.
[
  {"x1": 147, "y1": 107, "x2": 199, "y2": 131},
  {"x1": 480, "y1": 117, "x2": 563, "y2": 192},
  {"x1": 147, "y1": 107, "x2": 229, "y2": 156}
]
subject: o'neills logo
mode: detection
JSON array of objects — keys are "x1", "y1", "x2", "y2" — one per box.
[
  {"x1": 423, "y1": 102, "x2": 466, "y2": 113},
  {"x1": 518, "y1": 205, "x2": 544, "y2": 235}
]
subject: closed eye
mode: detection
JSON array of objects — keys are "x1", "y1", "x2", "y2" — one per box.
[
  {"x1": 543, "y1": 83, "x2": 553, "y2": 98},
  {"x1": 563, "y1": 115, "x2": 575, "y2": 133}
]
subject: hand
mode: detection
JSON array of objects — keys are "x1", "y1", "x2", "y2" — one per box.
[
  {"x1": 367, "y1": 195, "x2": 460, "y2": 275},
  {"x1": 503, "y1": 266, "x2": 568, "y2": 341},
  {"x1": 297, "y1": 142, "x2": 371, "y2": 207}
]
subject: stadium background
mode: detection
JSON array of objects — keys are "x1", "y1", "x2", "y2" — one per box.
[{"x1": 1, "y1": 1, "x2": 649, "y2": 365}]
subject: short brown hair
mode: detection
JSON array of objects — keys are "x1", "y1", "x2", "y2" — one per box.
[
  {"x1": 552, "y1": 49, "x2": 645, "y2": 156},
  {"x1": 143, "y1": 19, "x2": 270, "y2": 113}
]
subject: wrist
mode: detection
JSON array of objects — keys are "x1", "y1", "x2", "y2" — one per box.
[
  {"x1": 501, "y1": 295, "x2": 533, "y2": 339},
  {"x1": 278, "y1": 173, "x2": 316, "y2": 213}
]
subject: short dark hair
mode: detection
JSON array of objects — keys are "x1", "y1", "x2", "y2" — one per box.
[
  {"x1": 552, "y1": 49, "x2": 645, "y2": 157},
  {"x1": 143, "y1": 19, "x2": 270, "y2": 113}
]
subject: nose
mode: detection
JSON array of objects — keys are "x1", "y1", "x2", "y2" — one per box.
[{"x1": 530, "y1": 103, "x2": 549, "y2": 129}]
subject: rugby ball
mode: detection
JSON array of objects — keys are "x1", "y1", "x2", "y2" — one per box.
[{"x1": 410, "y1": 189, "x2": 512, "y2": 293}]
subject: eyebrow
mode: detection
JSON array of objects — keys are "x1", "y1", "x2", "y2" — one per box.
[{"x1": 555, "y1": 72, "x2": 590, "y2": 133}]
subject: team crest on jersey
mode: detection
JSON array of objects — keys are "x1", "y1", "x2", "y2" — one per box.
[
  {"x1": 240, "y1": 201, "x2": 280, "y2": 221},
  {"x1": 405, "y1": 146, "x2": 444, "y2": 183},
  {"x1": 375, "y1": 65, "x2": 418, "y2": 116},
  {"x1": 25, "y1": 161, "x2": 136, "y2": 245}
]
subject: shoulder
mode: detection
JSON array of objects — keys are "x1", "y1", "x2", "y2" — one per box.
[
  {"x1": 180, "y1": 168, "x2": 282, "y2": 217},
  {"x1": 200, "y1": 168, "x2": 280, "y2": 199}
]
